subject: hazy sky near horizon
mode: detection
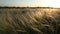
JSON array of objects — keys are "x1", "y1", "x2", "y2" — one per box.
[{"x1": 0, "y1": 0, "x2": 60, "y2": 7}]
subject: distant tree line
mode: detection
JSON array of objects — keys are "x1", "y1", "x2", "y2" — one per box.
[{"x1": 0, "y1": 6, "x2": 54, "y2": 9}]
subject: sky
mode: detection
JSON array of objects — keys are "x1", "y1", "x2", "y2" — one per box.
[{"x1": 0, "y1": 0, "x2": 60, "y2": 7}]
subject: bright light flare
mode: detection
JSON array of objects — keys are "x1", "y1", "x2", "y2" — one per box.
[{"x1": 43, "y1": 0, "x2": 60, "y2": 8}]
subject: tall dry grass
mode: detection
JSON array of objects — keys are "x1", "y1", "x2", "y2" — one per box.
[{"x1": 0, "y1": 8, "x2": 60, "y2": 34}]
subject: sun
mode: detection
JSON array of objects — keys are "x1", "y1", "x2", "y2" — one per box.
[{"x1": 42, "y1": 0, "x2": 60, "y2": 8}]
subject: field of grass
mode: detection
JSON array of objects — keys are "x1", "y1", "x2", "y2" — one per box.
[{"x1": 0, "y1": 7, "x2": 60, "y2": 34}]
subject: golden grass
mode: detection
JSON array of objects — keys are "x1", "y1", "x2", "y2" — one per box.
[{"x1": 0, "y1": 8, "x2": 60, "y2": 34}]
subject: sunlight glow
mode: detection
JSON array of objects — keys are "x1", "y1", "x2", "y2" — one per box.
[
  {"x1": 0, "y1": 0, "x2": 60, "y2": 8},
  {"x1": 42, "y1": 0, "x2": 60, "y2": 8}
]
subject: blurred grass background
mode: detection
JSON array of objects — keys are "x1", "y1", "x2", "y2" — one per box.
[{"x1": 0, "y1": 8, "x2": 60, "y2": 34}]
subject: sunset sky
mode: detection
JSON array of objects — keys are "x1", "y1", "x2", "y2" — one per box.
[{"x1": 0, "y1": 0, "x2": 60, "y2": 8}]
